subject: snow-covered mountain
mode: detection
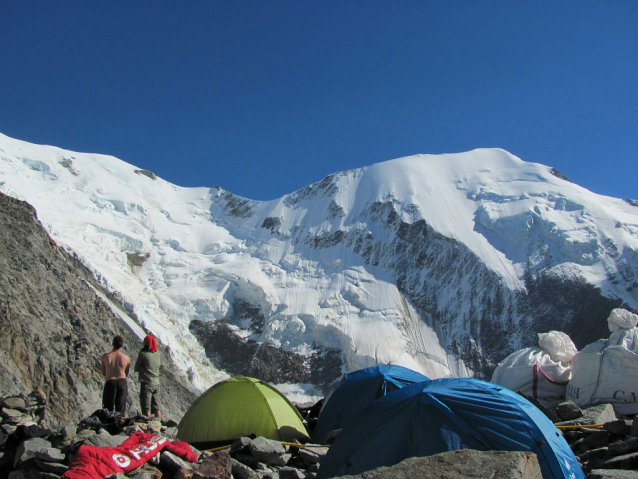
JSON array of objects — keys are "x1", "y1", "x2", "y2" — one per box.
[{"x1": 1, "y1": 132, "x2": 636, "y2": 396}]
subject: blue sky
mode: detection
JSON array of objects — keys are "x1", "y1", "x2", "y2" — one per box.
[{"x1": 1, "y1": 1, "x2": 636, "y2": 201}]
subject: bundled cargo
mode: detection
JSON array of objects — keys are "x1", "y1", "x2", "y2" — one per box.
[
  {"x1": 491, "y1": 331, "x2": 577, "y2": 406},
  {"x1": 566, "y1": 308, "x2": 638, "y2": 414}
]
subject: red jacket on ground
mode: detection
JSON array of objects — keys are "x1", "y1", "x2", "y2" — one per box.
[{"x1": 62, "y1": 432, "x2": 197, "y2": 479}]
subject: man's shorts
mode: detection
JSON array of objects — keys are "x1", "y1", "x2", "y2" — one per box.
[{"x1": 140, "y1": 381, "x2": 160, "y2": 415}]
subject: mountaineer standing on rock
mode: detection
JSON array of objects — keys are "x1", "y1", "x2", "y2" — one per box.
[
  {"x1": 135, "y1": 334, "x2": 162, "y2": 420},
  {"x1": 100, "y1": 335, "x2": 130, "y2": 415}
]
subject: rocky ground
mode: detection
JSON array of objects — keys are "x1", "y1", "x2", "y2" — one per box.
[{"x1": 3, "y1": 389, "x2": 638, "y2": 479}]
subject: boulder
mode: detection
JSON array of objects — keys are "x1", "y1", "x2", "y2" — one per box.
[
  {"x1": 603, "y1": 452, "x2": 638, "y2": 470},
  {"x1": 555, "y1": 404, "x2": 617, "y2": 427},
  {"x1": 279, "y1": 467, "x2": 305, "y2": 479},
  {"x1": 297, "y1": 446, "x2": 328, "y2": 466},
  {"x1": 557, "y1": 401, "x2": 583, "y2": 421},
  {"x1": 2, "y1": 397, "x2": 28, "y2": 410},
  {"x1": 192, "y1": 450, "x2": 232, "y2": 479},
  {"x1": 13, "y1": 437, "x2": 64, "y2": 468},
  {"x1": 576, "y1": 431, "x2": 611, "y2": 454},
  {"x1": 604, "y1": 420, "x2": 632, "y2": 437},
  {"x1": 248, "y1": 437, "x2": 290, "y2": 467},
  {"x1": 161, "y1": 450, "x2": 194, "y2": 472},
  {"x1": 608, "y1": 437, "x2": 638, "y2": 456},
  {"x1": 34, "y1": 458, "x2": 69, "y2": 474},
  {"x1": 332, "y1": 449, "x2": 542, "y2": 479},
  {"x1": 231, "y1": 458, "x2": 259, "y2": 479},
  {"x1": 83, "y1": 433, "x2": 128, "y2": 448},
  {"x1": 60, "y1": 425, "x2": 77, "y2": 438},
  {"x1": 84, "y1": 434, "x2": 128, "y2": 447}
]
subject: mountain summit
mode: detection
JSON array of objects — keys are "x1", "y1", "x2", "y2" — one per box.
[{"x1": 1, "y1": 132, "x2": 636, "y2": 394}]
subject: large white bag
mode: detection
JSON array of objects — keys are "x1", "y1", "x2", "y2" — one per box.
[
  {"x1": 491, "y1": 331, "x2": 576, "y2": 406},
  {"x1": 567, "y1": 308, "x2": 638, "y2": 414}
]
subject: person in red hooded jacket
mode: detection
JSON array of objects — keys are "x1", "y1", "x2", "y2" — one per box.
[{"x1": 134, "y1": 335, "x2": 161, "y2": 419}]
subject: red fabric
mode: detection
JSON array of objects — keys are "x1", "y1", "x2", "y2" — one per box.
[
  {"x1": 62, "y1": 432, "x2": 197, "y2": 479},
  {"x1": 145, "y1": 335, "x2": 158, "y2": 353}
]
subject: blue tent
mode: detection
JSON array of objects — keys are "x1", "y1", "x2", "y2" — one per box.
[
  {"x1": 312, "y1": 364, "x2": 429, "y2": 444},
  {"x1": 317, "y1": 378, "x2": 583, "y2": 479}
]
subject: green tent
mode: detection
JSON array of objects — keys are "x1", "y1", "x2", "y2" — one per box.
[{"x1": 176, "y1": 376, "x2": 309, "y2": 445}]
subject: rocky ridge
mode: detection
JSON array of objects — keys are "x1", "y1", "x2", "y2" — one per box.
[{"x1": 0, "y1": 192, "x2": 197, "y2": 426}]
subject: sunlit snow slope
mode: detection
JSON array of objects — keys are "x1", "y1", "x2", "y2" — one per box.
[{"x1": 1, "y1": 132, "x2": 636, "y2": 393}]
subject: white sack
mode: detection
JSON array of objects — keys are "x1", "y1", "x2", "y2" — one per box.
[
  {"x1": 491, "y1": 347, "x2": 571, "y2": 407},
  {"x1": 567, "y1": 326, "x2": 638, "y2": 414},
  {"x1": 608, "y1": 308, "x2": 638, "y2": 332},
  {"x1": 538, "y1": 331, "x2": 578, "y2": 364}
]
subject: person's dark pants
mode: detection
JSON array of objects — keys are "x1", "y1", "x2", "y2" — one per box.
[{"x1": 102, "y1": 378, "x2": 128, "y2": 415}]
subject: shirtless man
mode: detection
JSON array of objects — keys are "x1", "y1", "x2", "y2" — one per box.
[{"x1": 100, "y1": 335, "x2": 131, "y2": 415}]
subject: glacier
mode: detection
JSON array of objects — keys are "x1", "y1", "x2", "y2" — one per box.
[{"x1": 0, "y1": 132, "x2": 636, "y2": 396}]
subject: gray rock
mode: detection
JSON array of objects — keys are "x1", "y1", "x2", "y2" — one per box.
[
  {"x1": 230, "y1": 436, "x2": 253, "y2": 455},
  {"x1": 298, "y1": 448, "x2": 321, "y2": 466},
  {"x1": 13, "y1": 437, "x2": 64, "y2": 467},
  {"x1": 248, "y1": 437, "x2": 290, "y2": 467},
  {"x1": 332, "y1": 449, "x2": 543, "y2": 479},
  {"x1": 160, "y1": 450, "x2": 193, "y2": 472},
  {"x1": 83, "y1": 433, "x2": 128, "y2": 448},
  {"x1": 279, "y1": 467, "x2": 306, "y2": 479},
  {"x1": 578, "y1": 447, "x2": 612, "y2": 463},
  {"x1": 608, "y1": 437, "x2": 638, "y2": 456},
  {"x1": 68, "y1": 429, "x2": 96, "y2": 452},
  {"x1": 123, "y1": 425, "x2": 143, "y2": 435},
  {"x1": 35, "y1": 458, "x2": 69, "y2": 474},
  {"x1": 557, "y1": 401, "x2": 583, "y2": 421},
  {"x1": 587, "y1": 470, "x2": 638, "y2": 478},
  {"x1": 304, "y1": 474, "x2": 317, "y2": 479},
  {"x1": 105, "y1": 474, "x2": 127, "y2": 479},
  {"x1": 7, "y1": 471, "x2": 29, "y2": 479},
  {"x1": 603, "y1": 451, "x2": 638, "y2": 470},
  {"x1": 577, "y1": 431, "x2": 611, "y2": 453},
  {"x1": 1, "y1": 408, "x2": 29, "y2": 424},
  {"x1": 129, "y1": 474, "x2": 153, "y2": 479},
  {"x1": 555, "y1": 404, "x2": 617, "y2": 427},
  {"x1": 234, "y1": 452, "x2": 260, "y2": 469},
  {"x1": 232, "y1": 458, "x2": 259, "y2": 479},
  {"x1": 59, "y1": 425, "x2": 76, "y2": 438},
  {"x1": 192, "y1": 451, "x2": 232, "y2": 479},
  {"x1": 2, "y1": 424, "x2": 18, "y2": 435},
  {"x1": 604, "y1": 420, "x2": 632, "y2": 437},
  {"x1": 3, "y1": 397, "x2": 27, "y2": 410},
  {"x1": 298, "y1": 445, "x2": 328, "y2": 465}
]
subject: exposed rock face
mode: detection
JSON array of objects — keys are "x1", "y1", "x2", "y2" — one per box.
[
  {"x1": 190, "y1": 321, "x2": 343, "y2": 391},
  {"x1": 0, "y1": 193, "x2": 196, "y2": 426}
]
